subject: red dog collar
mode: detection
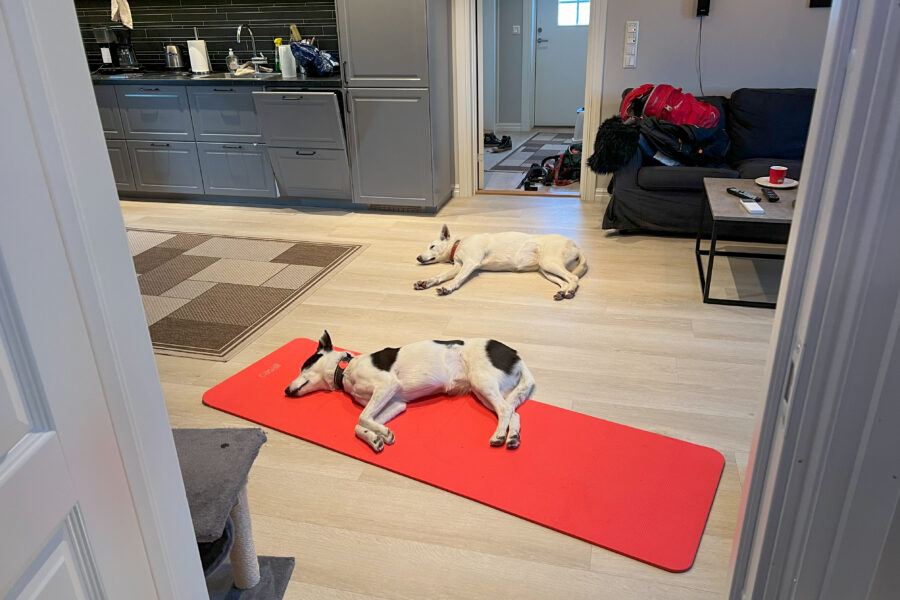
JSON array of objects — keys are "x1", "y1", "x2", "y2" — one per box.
[{"x1": 449, "y1": 240, "x2": 461, "y2": 262}]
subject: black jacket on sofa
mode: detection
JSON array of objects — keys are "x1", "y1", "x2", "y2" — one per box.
[{"x1": 602, "y1": 88, "x2": 815, "y2": 235}]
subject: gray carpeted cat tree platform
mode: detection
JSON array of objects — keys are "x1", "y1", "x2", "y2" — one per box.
[{"x1": 173, "y1": 428, "x2": 294, "y2": 599}]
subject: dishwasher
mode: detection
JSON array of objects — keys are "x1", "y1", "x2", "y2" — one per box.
[{"x1": 252, "y1": 90, "x2": 352, "y2": 200}]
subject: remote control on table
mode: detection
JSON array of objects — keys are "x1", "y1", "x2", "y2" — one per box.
[
  {"x1": 760, "y1": 187, "x2": 780, "y2": 202},
  {"x1": 726, "y1": 187, "x2": 760, "y2": 201},
  {"x1": 739, "y1": 198, "x2": 765, "y2": 215}
]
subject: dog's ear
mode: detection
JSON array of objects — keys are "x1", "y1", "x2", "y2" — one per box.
[
  {"x1": 441, "y1": 224, "x2": 451, "y2": 240},
  {"x1": 318, "y1": 330, "x2": 333, "y2": 352}
]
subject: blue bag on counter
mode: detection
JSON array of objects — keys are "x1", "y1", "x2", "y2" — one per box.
[{"x1": 290, "y1": 42, "x2": 334, "y2": 76}]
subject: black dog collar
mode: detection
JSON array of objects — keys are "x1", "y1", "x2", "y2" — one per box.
[{"x1": 333, "y1": 353, "x2": 353, "y2": 390}]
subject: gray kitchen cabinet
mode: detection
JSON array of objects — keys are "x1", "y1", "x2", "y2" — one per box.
[
  {"x1": 188, "y1": 86, "x2": 264, "y2": 143},
  {"x1": 251, "y1": 91, "x2": 345, "y2": 150},
  {"x1": 127, "y1": 140, "x2": 203, "y2": 194},
  {"x1": 105, "y1": 140, "x2": 135, "y2": 191},
  {"x1": 337, "y1": 0, "x2": 430, "y2": 88},
  {"x1": 339, "y1": 0, "x2": 453, "y2": 209},
  {"x1": 197, "y1": 142, "x2": 275, "y2": 198},
  {"x1": 116, "y1": 85, "x2": 195, "y2": 141},
  {"x1": 94, "y1": 85, "x2": 124, "y2": 140},
  {"x1": 267, "y1": 148, "x2": 352, "y2": 200},
  {"x1": 346, "y1": 88, "x2": 439, "y2": 207}
]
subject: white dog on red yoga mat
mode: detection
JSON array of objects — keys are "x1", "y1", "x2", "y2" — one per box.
[
  {"x1": 414, "y1": 225, "x2": 588, "y2": 300},
  {"x1": 284, "y1": 331, "x2": 535, "y2": 453}
]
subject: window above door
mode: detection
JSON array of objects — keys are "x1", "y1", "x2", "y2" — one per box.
[{"x1": 558, "y1": 0, "x2": 590, "y2": 26}]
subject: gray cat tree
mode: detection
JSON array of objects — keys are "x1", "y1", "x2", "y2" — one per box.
[{"x1": 173, "y1": 428, "x2": 294, "y2": 599}]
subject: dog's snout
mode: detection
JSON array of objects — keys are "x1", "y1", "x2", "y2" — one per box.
[
  {"x1": 284, "y1": 386, "x2": 293, "y2": 396},
  {"x1": 416, "y1": 255, "x2": 426, "y2": 264}
]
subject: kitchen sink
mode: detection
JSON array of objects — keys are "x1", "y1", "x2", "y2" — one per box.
[{"x1": 198, "y1": 72, "x2": 280, "y2": 80}]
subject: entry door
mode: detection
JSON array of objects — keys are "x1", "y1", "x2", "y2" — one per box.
[
  {"x1": 0, "y1": 13, "x2": 160, "y2": 600},
  {"x1": 533, "y1": 0, "x2": 589, "y2": 126}
]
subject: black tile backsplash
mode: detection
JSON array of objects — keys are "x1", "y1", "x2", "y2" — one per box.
[{"x1": 74, "y1": 1, "x2": 338, "y2": 72}]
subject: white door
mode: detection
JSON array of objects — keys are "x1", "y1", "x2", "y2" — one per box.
[
  {"x1": 533, "y1": 0, "x2": 590, "y2": 126},
  {"x1": 0, "y1": 4, "x2": 186, "y2": 598}
]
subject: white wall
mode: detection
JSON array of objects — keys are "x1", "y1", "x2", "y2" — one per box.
[
  {"x1": 483, "y1": 0, "x2": 498, "y2": 130},
  {"x1": 601, "y1": 0, "x2": 831, "y2": 119}
]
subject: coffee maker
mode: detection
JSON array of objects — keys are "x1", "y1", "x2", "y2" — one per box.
[{"x1": 93, "y1": 26, "x2": 141, "y2": 73}]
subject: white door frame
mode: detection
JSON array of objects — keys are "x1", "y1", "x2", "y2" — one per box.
[
  {"x1": 520, "y1": 0, "x2": 536, "y2": 132},
  {"x1": 730, "y1": 0, "x2": 900, "y2": 597},
  {"x1": 456, "y1": 0, "x2": 606, "y2": 200},
  {"x1": 3, "y1": 1, "x2": 206, "y2": 597}
]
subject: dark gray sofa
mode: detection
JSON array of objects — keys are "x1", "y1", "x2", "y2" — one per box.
[{"x1": 602, "y1": 88, "x2": 815, "y2": 235}]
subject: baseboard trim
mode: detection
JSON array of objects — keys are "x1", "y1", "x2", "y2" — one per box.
[
  {"x1": 494, "y1": 122, "x2": 525, "y2": 132},
  {"x1": 594, "y1": 188, "x2": 610, "y2": 202}
]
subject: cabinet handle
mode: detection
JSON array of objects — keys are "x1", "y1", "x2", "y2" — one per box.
[
  {"x1": 281, "y1": 96, "x2": 303, "y2": 100},
  {"x1": 138, "y1": 87, "x2": 161, "y2": 92},
  {"x1": 342, "y1": 61, "x2": 349, "y2": 85},
  {"x1": 149, "y1": 143, "x2": 171, "y2": 147},
  {"x1": 345, "y1": 90, "x2": 351, "y2": 113},
  {"x1": 212, "y1": 88, "x2": 234, "y2": 92},
  {"x1": 296, "y1": 150, "x2": 316, "y2": 156},
  {"x1": 222, "y1": 145, "x2": 244, "y2": 149}
]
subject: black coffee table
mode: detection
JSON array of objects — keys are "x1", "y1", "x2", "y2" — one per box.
[{"x1": 696, "y1": 178, "x2": 795, "y2": 309}]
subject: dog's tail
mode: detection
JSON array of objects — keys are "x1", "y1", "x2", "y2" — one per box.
[
  {"x1": 569, "y1": 246, "x2": 588, "y2": 278},
  {"x1": 507, "y1": 360, "x2": 536, "y2": 409}
]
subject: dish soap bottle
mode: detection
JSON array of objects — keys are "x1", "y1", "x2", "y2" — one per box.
[
  {"x1": 225, "y1": 48, "x2": 239, "y2": 74},
  {"x1": 274, "y1": 38, "x2": 283, "y2": 71}
]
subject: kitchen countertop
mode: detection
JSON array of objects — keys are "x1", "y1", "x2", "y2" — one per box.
[{"x1": 92, "y1": 71, "x2": 343, "y2": 88}]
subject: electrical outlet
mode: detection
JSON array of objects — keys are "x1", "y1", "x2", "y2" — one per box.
[{"x1": 513, "y1": 25, "x2": 521, "y2": 35}]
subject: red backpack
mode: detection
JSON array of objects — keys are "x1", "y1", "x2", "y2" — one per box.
[{"x1": 620, "y1": 84, "x2": 720, "y2": 128}]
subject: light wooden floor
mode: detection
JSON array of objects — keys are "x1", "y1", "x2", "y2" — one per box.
[{"x1": 122, "y1": 194, "x2": 778, "y2": 600}]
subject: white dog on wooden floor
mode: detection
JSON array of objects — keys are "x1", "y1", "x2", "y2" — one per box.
[
  {"x1": 414, "y1": 225, "x2": 588, "y2": 300},
  {"x1": 284, "y1": 331, "x2": 535, "y2": 453}
]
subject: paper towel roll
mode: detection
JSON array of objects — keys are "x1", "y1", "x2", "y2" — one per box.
[
  {"x1": 278, "y1": 45, "x2": 297, "y2": 78},
  {"x1": 187, "y1": 40, "x2": 211, "y2": 74}
]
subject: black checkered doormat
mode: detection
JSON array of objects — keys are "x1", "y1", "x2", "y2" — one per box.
[
  {"x1": 128, "y1": 228, "x2": 363, "y2": 361},
  {"x1": 487, "y1": 132, "x2": 574, "y2": 173}
]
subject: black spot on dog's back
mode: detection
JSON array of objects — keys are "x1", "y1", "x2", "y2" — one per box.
[
  {"x1": 486, "y1": 339, "x2": 519, "y2": 374},
  {"x1": 433, "y1": 339, "x2": 464, "y2": 346},
  {"x1": 370, "y1": 347, "x2": 400, "y2": 371},
  {"x1": 301, "y1": 352, "x2": 322, "y2": 372}
]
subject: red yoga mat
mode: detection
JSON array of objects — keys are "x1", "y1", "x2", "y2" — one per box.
[{"x1": 203, "y1": 338, "x2": 724, "y2": 572}]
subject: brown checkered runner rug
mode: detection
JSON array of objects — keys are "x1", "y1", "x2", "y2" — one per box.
[{"x1": 128, "y1": 228, "x2": 363, "y2": 361}]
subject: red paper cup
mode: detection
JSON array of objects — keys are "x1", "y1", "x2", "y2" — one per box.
[{"x1": 769, "y1": 166, "x2": 788, "y2": 185}]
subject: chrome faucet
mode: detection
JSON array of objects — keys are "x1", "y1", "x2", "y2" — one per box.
[{"x1": 236, "y1": 24, "x2": 267, "y2": 73}]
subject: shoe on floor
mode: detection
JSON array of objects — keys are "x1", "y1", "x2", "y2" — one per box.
[
  {"x1": 484, "y1": 132, "x2": 502, "y2": 147},
  {"x1": 488, "y1": 135, "x2": 512, "y2": 153}
]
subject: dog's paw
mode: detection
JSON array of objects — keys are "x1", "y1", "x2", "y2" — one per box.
[
  {"x1": 565, "y1": 290, "x2": 576, "y2": 299},
  {"x1": 413, "y1": 280, "x2": 429, "y2": 290},
  {"x1": 506, "y1": 434, "x2": 520, "y2": 450},
  {"x1": 382, "y1": 429, "x2": 395, "y2": 445},
  {"x1": 436, "y1": 287, "x2": 452, "y2": 296},
  {"x1": 489, "y1": 435, "x2": 506, "y2": 447},
  {"x1": 553, "y1": 291, "x2": 566, "y2": 301},
  {"x1": 372, "y1": 438, "x2": 384, "y2": 453}
]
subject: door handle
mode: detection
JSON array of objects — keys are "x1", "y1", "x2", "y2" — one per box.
[
  {"x1": 536, "y1": 37, "x2": 549, "y2": 43},
  {"x1": 345, "y1": 90, "x2": 351, "y2": 113},
  {"x1": 296, "y1": 150, "x2": 317, "y2": 156},
  {"x1": 342, "y1": 61, "x2": 349, "y2": 85},
  {"x1": 222, "y1": 145, "x2": 244, "y2": 149},
  {"x1": 149, "y1": 143, "x2": 171, "y2": 147},
  {"x1": 138, "y1": 87, "x2": 161, "y2": 92},
  {"x1": 281, "y1": 96, "x2": 303, "y2": 100},
  {"x1": 212, "y1": 88, "x2": 234, "y2": 92}
]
